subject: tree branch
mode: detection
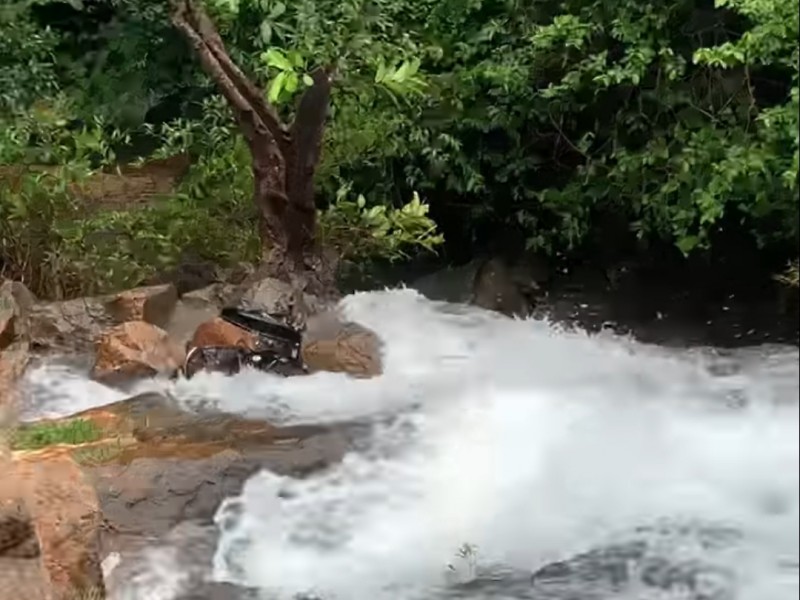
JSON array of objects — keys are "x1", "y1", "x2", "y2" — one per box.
[
  {"x1": 171, "y1": 0, "x2": 289, "y2": 153},
  {"x1": 288, "y1": 67, "x2": 333, "y2": 213}
]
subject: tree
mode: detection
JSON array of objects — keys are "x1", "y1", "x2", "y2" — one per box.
[{"x1": 170, "y1": 0, "x2": 336, "y2": 295}]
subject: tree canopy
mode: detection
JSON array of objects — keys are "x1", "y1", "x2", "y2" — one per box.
[{"x1": 1, "y1": 0, "x2": 797, "y2": 297}]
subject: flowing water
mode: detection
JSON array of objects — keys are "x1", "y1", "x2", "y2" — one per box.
[{"x1": 20, "y1": 289, "x2": 799, "y2": 600}]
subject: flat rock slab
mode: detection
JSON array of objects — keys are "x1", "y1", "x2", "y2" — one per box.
[{"x1": 12, "y1": 392, "x2": 352, "y2": 598}]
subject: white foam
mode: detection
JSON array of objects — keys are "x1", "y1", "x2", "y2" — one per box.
[{"x1": 19, "y1": 289, "x2": 800, "y2": 600}]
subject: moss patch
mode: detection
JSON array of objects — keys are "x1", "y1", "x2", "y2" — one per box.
[{"x1": 11, "y1": 419, "x2": 103, "y2": 451}]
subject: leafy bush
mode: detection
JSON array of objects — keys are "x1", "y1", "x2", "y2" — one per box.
[
  {"x1": 775, "y1": 260, "x2": 800, "y2": 288},
  {"x1": 1, "y1": 0, "x2": 798, "y2": 299}
]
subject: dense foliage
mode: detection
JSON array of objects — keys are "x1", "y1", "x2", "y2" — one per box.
[{"x1": 1, "y1": 0, "x2": 797, "y2": 298}]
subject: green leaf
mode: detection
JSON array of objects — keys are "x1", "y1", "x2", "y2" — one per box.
[
  {"x1": 263, "y1": 48, "x2": 293, "y2": 71},
  {"x1": 676, "y1": 235, "x2": 700, "y2": 256},
  {"x1": 259, "y1": 21, "x2": 272, "y2": 45},
  {"x1": 288, "y1": 51, "x2": 304, "y2": 69},
  {"x1": 302, "y1": 74, "x2": 314, "y2": 86},
  {"x1": 284, "y1": 71, "x2": 299, "y2": 93},
  {"x1": 268, "y1": 71, "x2": 288, "y2": 103},
  {"x1": 269, "y1": 1, "x2": 286, "y2": 18}
]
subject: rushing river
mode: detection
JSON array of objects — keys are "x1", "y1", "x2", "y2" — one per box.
[{"x1": 21, "y1": 289, "x2": 800, "y2": 600}]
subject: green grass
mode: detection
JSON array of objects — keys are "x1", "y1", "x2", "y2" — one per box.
[{"x1": 10, "y1": 418, "x2": 103, "y2": 451}]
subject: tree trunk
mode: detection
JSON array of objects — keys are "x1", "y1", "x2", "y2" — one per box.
[{"x1": 170, "y1": 0, "x2": 337, "y2": 298}]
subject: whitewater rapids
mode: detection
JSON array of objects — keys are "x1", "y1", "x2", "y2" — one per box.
[{"x1": 21, "y1": 289, "x2": 799, "y2": 600}]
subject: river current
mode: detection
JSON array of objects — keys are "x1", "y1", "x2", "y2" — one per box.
[{"x1": 20, "y1": 289, "x2": 799, "y2": 600}]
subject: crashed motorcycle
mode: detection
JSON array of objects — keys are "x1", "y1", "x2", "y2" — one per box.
[{"x1": 182, "y1": 307, "x2": 307, "y2": 379}]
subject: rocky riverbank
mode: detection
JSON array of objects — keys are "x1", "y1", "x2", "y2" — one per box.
[{"x1": 0, "y1": 267, "x2": 384, "y2": 600}]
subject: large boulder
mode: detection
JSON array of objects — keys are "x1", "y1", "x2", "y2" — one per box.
[
  {"x1": 238, "y1": 276, "x2": 328, "y2": 330},
  {"x1": 91, "y1": 321, "x2": 184, "y2": 383},
  {"x1": 301, "y1": 311, "x2": 383, "y2": 378},
  {"x1": 470, "y1": 257, "x2": 533, "y2": 317},
  {"x1": 27, "y1": 296, "x2": 113, "y2": 352},
  {"x1": 3, "y1": 455, "x2": 104, "y2": 600},
  {"x1": 411, "y1": 255, "x2": 550, "y2": 317}
]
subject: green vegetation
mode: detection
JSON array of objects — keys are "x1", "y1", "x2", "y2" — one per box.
[
  {"x1": 1, "y1": 0, "x2": 797, "y2": 298},
  {"x1": 775, "y1": 259, "x2": 800, "y2": 288},
  {"x1": 10, "y1": 419, "x2": 104, "y2": 451}
]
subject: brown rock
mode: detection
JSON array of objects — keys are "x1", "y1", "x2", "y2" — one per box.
[
  {"x1": 91, "y1": 321, "x2": 184, "y2": 383},
  {"x1": 189, "y1": 317, "x2": 259, "y2": 351},
  {"x1": 14, "y1": 455, "x2": 105, "y2": 599},
  {"x1": 302, "y1": 324, "x2": 383, "y2": 377},
  {"x1": 104, "y1": 284, "x2": 178, "y2": 328}
]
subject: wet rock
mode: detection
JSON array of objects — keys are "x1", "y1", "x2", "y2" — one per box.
[
  {"x1": 411, "y1": 255, "x2": 548, "y2": 318},
  {"x1": 91, "y1": 321, "x2": 184, "y2": 383},
  {"x1": 9, "y1": 391, "x2": 351, "y2": 599},
  {"x1": 58, "y1": 392, "x2": 349, "y2": 543},
  {"x1": 0, "y1": 281, "x2": 35, "y2": 420},
  {"x1": 13, "y1": 454, "x2": 105, "y2": 598},
  {"x1": 104, "y1": 283, "x2": 178, "y2": 328},
  {"x1": 176, "y1": 581, "x2": 263, "y2": 600},
  {"x1": 238, "y1": 276, "x2": 325, "y2": 330},
  {"x1": 27, "y1": 284, "x2": 178, "y2": 354},
  {"x1": 302, "y1": 311, "x2": 383, "y2": 377},
  {"x1": 411, "y1": 259, "x2": 483, "y2": 304},
  {"x1": 471, "y1": 257, "x2": 533, "y2": 317},
  {"x1": 27, "y1": 296, "x2": 115, "y2": 352},
  {"x1": 163, "y1": 284, "x2": 239, "y2": 350},
  {"x1": 529, "y1": 524, "x2": 738, "y2": 600}
]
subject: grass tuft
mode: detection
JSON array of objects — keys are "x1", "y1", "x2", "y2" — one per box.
[{"x1": 10, "y1": 419, "x2": 103, "y2": 451}]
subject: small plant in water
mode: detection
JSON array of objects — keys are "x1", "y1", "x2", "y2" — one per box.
[{"x1": 10, "y1": 419, "x2": 103, "y2": 451}]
